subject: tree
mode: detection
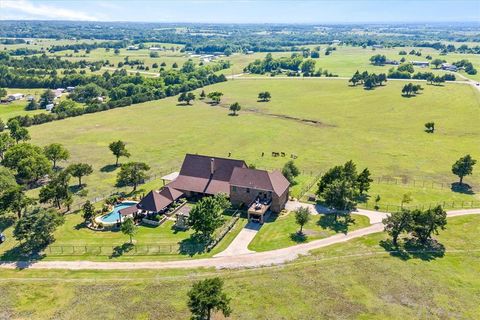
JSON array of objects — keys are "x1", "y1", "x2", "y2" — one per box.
[
  {"x1": 229, "y1": 102, "x2": 241, "y2": 116},
  {"x1": 207, "y1": 91, "x2": 223, "y2": 105},
  {"x1": 0, "y1": 167, "x2": 17, "y2": 192},
  {"x1": 321, "y1": 179, "x2": 357, "y2": 220},
  {"x1": 70, "y1": 83, "x2": 105, "y2": 103},
  {"x1": 13, "y1": 208, "x2": 64, "y2": 251},
  {"x1": 178, "y1": 92, "x2": 196, "y2": 105},
  {"x1": 188, "y1": 196, "x2": 224, "y2": 241},
  {"x1": 0, "y1": 118, "x2": 4, "y2": 132},
  {"x1": 410, "y1": 206, "x2": 447, "y2": 243},
  {"x1": 39, "y1": 170, "x2": 72, "y2": 209},
  {"x1": 109, "y1": 140, "x2": 130, "y2": 166},
  {"x1": 431, "y1": 58, "x2": 444, "y2": 69},
  {"x1": 301, "y1": 59, "x2": 316, "y2": 75},
  {"x1": 67, "y1": 163, "x2": 93, "y2": 187},
  {"x1": 382, "y1": 210, "x2": 412, "y2": 247},
  {"x1": 82, "y1": 200, "x2": 95, "y2": 224},
  {"x1": 424, "y1": 122, "x2": 435, "y2": 133},
  {"x1": 116, "y1": 162, "x2": 150, "y2": 191},
  {"x1": 172, "y1": 62, "x2": 178, "y2": 68},
  {"x1": 282, "y1": 160, "x2": 300, "y2": 184},
  {"x1": 199, "y1": 90, "x2": 206, "y2": 99},
  {"x1": 357, "y1": 168, "x2": 373, "y2": 195},
  {"x1": 294, "y1": 207, "x2": 311, "y2": 234},
  {"x1": 258, "y1": 91, "x2": 271, "y2": 102},
  {"x1": 451, "y1": 155, "x2": 476, "y2": 185},
  {"x1": 369, "y1": 54, "x2": 387, "y2": 65},
  {"x1": 0, "y1": 132, "x2": 14, "y2": 160},
  {"x1": 0, "y1": 186, "x2": 35, "y2": 219},
  {"x1": 187, "y1": 277, "x2": 232, "y2": 320},
  {"x1": 0, "y1": 88, "x2": 6, "y2": 99},
  {"x1": 26, "y1": 98, "x2": 39, "y2": 110},
  {"x1": 349, "y1": 70, "x2": 362, "y2": 86},
  {"x1": 2, "y1": 143, "x2": 51, "y2": 184},
  {"x1": 39, "y1": 89, "x2": 55, "y2": 108},
  {"x1": 121, "y1": 217, "x2": 138, "y2": 243},
  {"x1": 8, "y1": 120, "x2": 30, "y2": 143},
  {"x1": 43, "y1": 143, "x2": 70, "y2": 168},
  {"x1": 402, "y1": 83, "x2": 422, "y2": 96}
]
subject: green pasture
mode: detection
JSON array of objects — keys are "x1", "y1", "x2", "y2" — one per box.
[{"x1": 0, "y1": 215, "x2": 478, "y2": 319}]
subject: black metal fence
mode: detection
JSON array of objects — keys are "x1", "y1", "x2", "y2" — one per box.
[{"x1": 362, "y1": 200, "x2": 480, "y2": 212}]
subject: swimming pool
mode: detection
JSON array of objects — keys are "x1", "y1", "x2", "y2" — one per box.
[{"x1": 96, "y1": 201, "x2": 138, "y2": 226}]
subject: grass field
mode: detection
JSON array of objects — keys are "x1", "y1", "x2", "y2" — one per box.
[
  {"x1": 22, "y1": 78, "x2": 479, "y2": 208},
  {"x1": 248, "y1": 212, "x2": 370, "y2": 251},
  {"x1": 0, "y1": 215, "x2": 478, "y2": 319},
  {"x1": 0, "y1": 210, "x2": 249, "y2": 262},
  {"x1": 0, "y1": 88, "x2": 49, "y2": 120}
]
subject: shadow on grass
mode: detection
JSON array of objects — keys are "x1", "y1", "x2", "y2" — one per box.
[
  {"x1": 178, "y1": 234, "x2": 207, "y2": 256},
  {"x1": 290, "y1": 231, "x2": 307, "y2": 243},
  {"x1": 109, "y1": 242, "x2": 134, "y2": 259},
  {"x1": 317, "y1": 214, "x2": 355, "y2": 234},
  {"x1": 100, "y1": 164, "x2": 118, "y2": 173},
  {"x1": 0, "y1": 242, "x2": 46, "y2": 265},
  {"x1": 379, "y1": 238, "x2": 445, "y2": 261},
  {"x1": 451, "y1": 182, "x2": 474, "y2": 195},
  {"x1": 68, "y1": 184, "x2": 84, "y2": 194}
]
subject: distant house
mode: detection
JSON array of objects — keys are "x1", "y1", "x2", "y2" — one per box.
[
  {"x1": 441, "y1": 63, "x2": 458, "y2": 72},
  {"x1": 411, "y1": 61, "x2": 430, "y2": 68},
  {"x1": 245, "y1": 50, "x2": 255, "y2": 54},
  {"x1": 45, "y1": 104, "x2": 54, "y2": 111},
  {"x1": 66, "y1": 86, "x2": 76, "y2": 92},
  {"x1": 331, "y1": 40, "x2": 341, "y2": 45},
  {"x1": 372, "y1": 45, "x2": 384, "y2": 49},
  {"x1": 26, "y1": 95, "x2": 35, "y2": 101},
  {"x1": 149, "y1": 47, "x2": 162, "y2": 51},
  {"x1": 127, "y1": 45, "x2": 139, "y2": 50},
  {"x1": 7, "y1": 93, "x2": 24, "y2": 101}
]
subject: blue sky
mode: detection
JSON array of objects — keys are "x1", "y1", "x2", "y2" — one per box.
[{"x1": 0, "y1": 0, "x2": 479, "y2": 23}]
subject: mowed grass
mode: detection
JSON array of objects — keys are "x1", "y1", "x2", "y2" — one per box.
[
  {"x1": 0, "y1": 211, "x2": 249, "y2": 262},
  {"x1": 248, "y1": 212, "x2": 370, "y2": 252},
  {"x1": 0, "y1": 215, "x2": 478, "y2": 319},
  {"x1": 25, "y1": 78, "x2": 479, "y2": 205}
]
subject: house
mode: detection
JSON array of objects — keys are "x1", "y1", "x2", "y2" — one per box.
[
  {"x1": 411, "y1": 61, "x2": 430, "y2": 68},
  {"x1": 441, "y1": 63, "x2": 458, "y2": 72},
  {"x1": 385, "y1": 59, "x2": 399, "y2": 65},
  {"x1": 66, "y1": 86, "x2": 76, "y2": 92},
  {"x1": 149, "y1": 47, "x2": 162, "y2": 51},
  {"x1": 26, "y1": 95, "x2": 35, "y2": 101},
  {"x1": 331, "y1": 40, "x2": 341, "y2": 45},
  {"x1": 127, "y1": 45, "x2": 139, "y2": 50},
  {"x1": 372, "y1": 45, "x2": 384, "y2": 49},
  {"x1": 168, "y1": 154, "x2": 290, "y2": 222},
  {"x1": 127, "y1": 154, "x2": 290, "y2": 224},
  {"x1": 7, "y1": 93, "x2": 24, "y2": 101},
  {"x1": 45, "y1": 104, "x2": 54, "y2": 111}
]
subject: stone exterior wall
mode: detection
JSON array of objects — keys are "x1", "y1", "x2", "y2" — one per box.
[{"x1": 230, "y1": 185, "x2": 288, "y2": 213}]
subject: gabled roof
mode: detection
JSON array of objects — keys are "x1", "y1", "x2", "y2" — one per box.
[
  {"x1": 168, "y1": 154, "x2": 247, "y2": 195},
  {"x1": 230, "y1": 167, "x2": 290, "y2": 196},
  {"x1": 137, "y1": 186, "x2": 183, "y2": 212},
  {"x1": 229, "y1": 167, "x2": 273, "y2": 191}
]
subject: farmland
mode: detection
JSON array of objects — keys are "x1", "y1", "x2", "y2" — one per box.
[{"x1": 0, "y1": 215, "x2": 479, "y2": 319}]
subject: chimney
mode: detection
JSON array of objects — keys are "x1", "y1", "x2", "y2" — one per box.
[{"x1": 210, "y1": 158, "x2": 215, "y2": 175}]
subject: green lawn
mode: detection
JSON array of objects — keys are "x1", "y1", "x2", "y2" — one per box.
[
  {"x1": 0, "y1": 215, "x2": 478, "y2": 319},
  {"x1": 248, "y1": 212, "x2": 370, "y2": 252},
  {"x1": 0, "y1": 88, "x2": 48, "y2": 120},
  {"x1": 23, "y1": 77, "x2": 479, "y2": 207},
  {"x1": 0, "y1": 210, "x2": 248, "y2": 262}
]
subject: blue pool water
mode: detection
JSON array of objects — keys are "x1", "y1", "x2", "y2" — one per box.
[{"x1": 99, "y1": 201, "x2": 138, "y2": 223}]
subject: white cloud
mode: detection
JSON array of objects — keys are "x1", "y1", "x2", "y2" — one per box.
[{"x1": 0, "y1": 0, "x2": 102, "y2": 21}]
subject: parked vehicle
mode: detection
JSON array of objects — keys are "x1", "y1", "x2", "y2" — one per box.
[{"x1": 0, "y1": 233, "x2": 5, "y2": 243}]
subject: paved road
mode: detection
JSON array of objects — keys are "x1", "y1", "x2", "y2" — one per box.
[
  {"x1": 213, "y1": 222, "x2": 261, "y2": 257},
  {"x1": 285, "y1": 200, "x2": 389, "y2": 224},
  {"x1": 0, "y1": 209, "x2": 478, "y2": 271}
]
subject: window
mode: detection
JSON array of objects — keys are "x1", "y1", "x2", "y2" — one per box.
[
  {"x1": 232, "y1": 186, "x2": 237, "y2": 192},
  {"x1": 246, "y1": 188, "x2": 250, "y2": 193}
]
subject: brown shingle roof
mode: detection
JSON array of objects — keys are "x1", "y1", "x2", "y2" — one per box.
[
  {"x1": 118, "y1": 205, "x2": 139, "y2": 216},
  {"x1": 168, "y1": 154, "x2": 247, "y2": 195},
  {"x1": 137, "y1": 186, "x2": 183, "y2": 212},
  {"x1": 230, "y1": 167, "x2": 290, "y2": 197},
  {"x1": 229, "y1": 167, "x2": 273, "y2": 191}
]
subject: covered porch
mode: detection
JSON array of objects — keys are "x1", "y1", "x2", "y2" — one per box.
[{"x1": 247, "y1": 198, "x2": 271, "y2": 223}]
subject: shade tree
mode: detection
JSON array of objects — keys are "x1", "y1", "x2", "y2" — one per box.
[
  {"x1": 43, "y1": 143, "x2": 70, "y2": 168},
  {"x1": 67, "y1": 163, "x2": 93, "y2": 187},
  {"x1": 109, "y1": 140, "x2": 130, "y2": 166},
  {"x1": 229, "y1": 102, "x2": 241, "y2": 116},
  {"x1": 188, "y1": 196, "x2": 225, "y2": 241},
  {"x1": 451, "y1": 155, "x2": 476, "y2": 185},
  {"x1": 294, "y1": 206, "x2": 311, "y2": 234},
  {"x1": 187, "y1": 277, "x2": 232, "y2": 320},
  {"x1": 116, "y1": 161, "x2": 150, "y2": 191},
  {"x1": 282, "y1": 160, "x2": 300, "y2": 184}
]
